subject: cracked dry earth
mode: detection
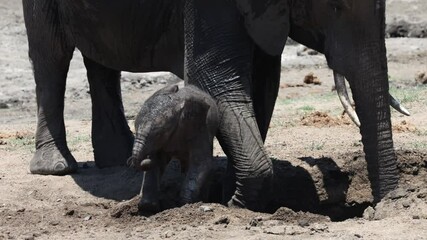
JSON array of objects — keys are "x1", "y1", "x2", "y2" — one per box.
[{"x1": 1, "y1": 0, "x2": 427, "y2": 239}]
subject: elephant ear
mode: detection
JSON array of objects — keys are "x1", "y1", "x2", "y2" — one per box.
[
  {"x1": 179, "y1": 98, "x2": 210, "y2": 133},
  {"x1": 236, "y1": 0, "x2": 290, "y2": 56}
]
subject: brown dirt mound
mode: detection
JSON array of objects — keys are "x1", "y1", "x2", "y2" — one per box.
[
  {"x1": 301, "y1": 111, "x2": 352, "y2": 127},
  {"x1": 0, "y1": 130, "x2": 33, "y2": 140},
  {"x1": 303, "y1": 73, "x2": 322, "y2": 85},
  {"x1": 270, "y1": 207, "x2": 330, "y2": 224},
  {"x1": 393, "y1": 120, "x2": 417, "y2": 133}
]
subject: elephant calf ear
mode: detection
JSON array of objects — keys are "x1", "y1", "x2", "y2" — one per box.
[
  {"x1": 179, "y1": 98, "x2": 210, "y2": 130},
  {"x1": 236, "y1": 0, "x2": 290, "y2": 56}
]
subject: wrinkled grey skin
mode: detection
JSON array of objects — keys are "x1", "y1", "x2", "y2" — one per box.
[
  {"x1": 127, "y1": 84, "x2": 218, "y2": 212},
  {"x1": 23, "y1": 0, "x2": 397, "y2": 211}
]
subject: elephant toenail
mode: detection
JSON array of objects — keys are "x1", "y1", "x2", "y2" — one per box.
[{"x1": 54, "y1": 162, "x2": 66, "y2": 171}]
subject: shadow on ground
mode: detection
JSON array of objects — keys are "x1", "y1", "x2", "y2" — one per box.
[
  {"x1": 70, "y1": 154, "x2": 376, "y2": 221},
  {"x1": 71, "y1": 162, "x2": 144, "y2": 201}
]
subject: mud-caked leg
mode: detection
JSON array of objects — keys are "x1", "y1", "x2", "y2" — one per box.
[
  {"x1": 83, "y1": 57, "x2": 133, "y2": 168},
  {"x1": 23, "y1": 0, "x2": 77, "y2": 175},
  {"x1": 138, "y1": 153, "x2": 169, "y2": 213}
]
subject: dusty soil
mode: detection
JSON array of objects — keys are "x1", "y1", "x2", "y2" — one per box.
[{"x1": 1, "y1": 1, "x2": 427, "y2": 239}]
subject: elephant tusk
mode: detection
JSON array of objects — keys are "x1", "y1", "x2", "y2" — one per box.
[
  {"x1": 333, "y1": 71, "x2": 361, "y2": 127},
  {"x1": 389, "y1": 94, "x2": 411, "y2": 116}
]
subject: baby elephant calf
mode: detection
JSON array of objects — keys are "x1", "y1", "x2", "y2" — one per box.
[{"x1": 128, "y1": 84, "x2": 219, "y2": 213}]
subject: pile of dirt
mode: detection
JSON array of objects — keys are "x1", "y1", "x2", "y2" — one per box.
[
  {"x1": 393, "y1": 120, "x2": 417, "y2": 133},
  {"x1": 0, "y1": 130, "x2": 33, "y2": 145},
  {"x1": 269, "y1": 207, "x2": 329, "y2": 224},
  {"x1": 301, "y1": 111, "x2": 352, "y2": 127},
  {"x1": 303, "y1": 73, "x2": 322, "y2": 85},
  {"x1": 0, "y1": 131, "x2": 32, "y2": 140},
  {"x1": 364, "y1": 186, "x2": 427, "y2": 221}
]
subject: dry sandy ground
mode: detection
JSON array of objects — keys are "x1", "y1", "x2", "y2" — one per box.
[{"x1": 1, "y1": 1, "x2": 427, "y2": 239}]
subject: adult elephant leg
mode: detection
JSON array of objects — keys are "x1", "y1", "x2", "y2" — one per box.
[
  {"x1": 221, "y1": 46, "x2": 281, "y2": 204},
  {"x1": 185, "y1": 0, "x2": 273, "y2": 211},
  {"x1": 217, "y1": 101, "x2": 274, "y2": 210},
  {"x1": 252, "y1": 46, "x2": 282, "y2": 142},
  {"x1": 83, "y1": 57, "x2": 134, "y2": 168},
  {"x1": 24, "y1": 0, "x2": 77, "y2": 175}
]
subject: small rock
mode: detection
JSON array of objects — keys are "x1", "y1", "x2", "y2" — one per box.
[
  {"x1": 6, "y1": 216, "x2": 12, "y2": 220},
  {"x1": 0, "y1": 102, "x2": 9, "y2": 109},
  {"x1": 402, "y1": 200, "x2": 411, "y2": 208},
  {"x1": 415, "y1": 72, "x2": 427, "y2": 84},
  {"x1": 49, "y1": 221, "x2": 59, "y2": 226},
  {"x1": 214, "y1": 216, "x2": 230, "y2": 225},
  {"x1": 388, "y1": 188, "x2": 408, "y2": 200},
  {"x1": 310, "y1": 223, "x2": 328, "y2": 233},
  {"x1": 56, "y1": 199, "x2": 62, "y2": 202},
  {"x1": 23, "y1": 236, "x2": 34, "y2": 240},
  {"x1": 0, "y1": 140, "x2": 6, "y2": 145},
  {"x1": 363, "y1": 206, "x2": 375, "y2": 220},
  {"x1": 298, "y1": 219, "x2": 310, "y2": 227},
  {"x1": 417, "y1": 192, "x2": 426, "y2": 199},
  {"x1": 16, "y1": 208, "x2": 25, "y2": 213},
  {"x1": 354, "y1": 234, "x2": 362, "y2": 238},
  {"x1": 84, "y1": 215, "x2": 92, "y2": 221},
  {"x1": 264, "y1": 226, "x2": 285, "y2": 235},
  {"x1": 199, "y1": 205, "x2": 213, "y2": 212},
  {"x1": 413, "y1": 215, "x2": 420, "y2": 220},
  {"x1": 162, "y1": 231, "x2": 174, "y2": 238},
  {"x1": 249, "y1": 220, "x2": 259, "y2": 227},
  {"x1": 249, "y1": 216, "x2": 263, "y2": 227},
  {"x1": 64, "y1": 210, "x2": 75, "y2": 216}
]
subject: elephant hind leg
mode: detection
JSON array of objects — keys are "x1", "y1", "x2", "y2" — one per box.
[
  {"x1": 252, "y1": 46, "x2": 282, "y2": 142},
  {"x1": 24, "y1": 0, "x2": 77, "y2": 175},
  {"x1": 83, "y1": 56, "x2": 134, "y2": 168}
]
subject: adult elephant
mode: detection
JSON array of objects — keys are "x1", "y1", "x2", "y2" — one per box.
[{"x1": 23, "y1": 0, "x2": 401, "y2": 210}]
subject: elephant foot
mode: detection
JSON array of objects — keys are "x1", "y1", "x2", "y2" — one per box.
[
  {"x1": 30, "y1": 144, "x2": 78, "y2": 175},
  {"x1": 228, "y1": 176, "x2": 272, "y2": 212},
  {"x1": 138, "y1": 198, "x2": 161, "y2": 214}
]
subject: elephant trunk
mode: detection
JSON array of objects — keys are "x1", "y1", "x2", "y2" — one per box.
[
  {"x1": 347, "y1": 42, "x2": 398, "y2": 202},
  {"x1": 128, "y1": 126, "x2": 152, "y2": 170}
]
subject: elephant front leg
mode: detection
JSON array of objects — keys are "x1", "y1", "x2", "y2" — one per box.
[
  {"x1": 138, "y1": 153, "x2": 169, "y2": 213},
  {"x1": 83, "y1": 56, "x2": 134, "y2": 168},
  {"x1": 30, "y1": 58, "x2": 78, "y2": 175},
  {"x1": 217, "y1": 101, "x2": 273, "y2": 211},
  {"x1": 138, "y1": 166, "x2": 161, "y2": 213},
  {"x1": 23, "y1": 0, "x2": 77, "y2": 175},
  {"x1": 180, "y1": 144, "x2": 213, "y2": 205},
  {"x1": 184, "y1": 0, "x2": 273, "y2": 211}
]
